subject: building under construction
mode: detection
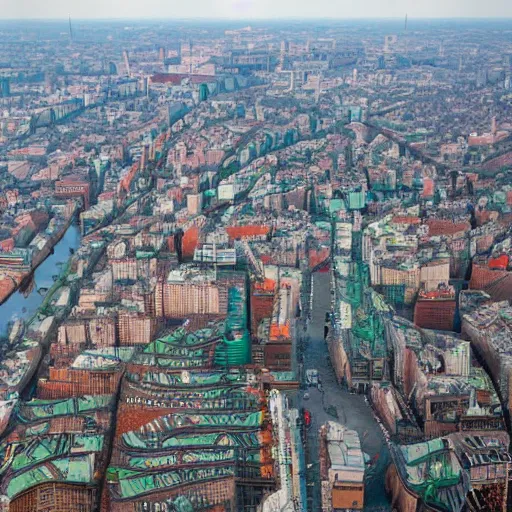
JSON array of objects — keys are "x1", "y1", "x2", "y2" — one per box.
[{"x1": 328, "y1": 213, "x2": 391, "y2": 390}]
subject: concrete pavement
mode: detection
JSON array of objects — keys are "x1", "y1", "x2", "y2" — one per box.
[{"x1": 299, "y1": 271, "x2": 391, "y2": 511}]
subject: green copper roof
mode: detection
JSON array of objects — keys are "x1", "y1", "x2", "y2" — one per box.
[
  {"x1": 110, "y1": 466, "x2": 235, "y2": 499},
  {"x1": 6, "y1": 454, "x2": 95, "y2": 499},
  {"x1": 17, "y1": 395, "x2": 113, "y2": 423},
  {"x1": 8, "y1": 434, "x2": 103, "y2": 472}
]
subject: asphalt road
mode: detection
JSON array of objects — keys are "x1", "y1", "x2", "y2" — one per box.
[{"x1": 300, "y1": 271, "x2": 392, "y2": 511}]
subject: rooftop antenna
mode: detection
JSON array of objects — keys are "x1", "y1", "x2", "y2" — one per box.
[{"x1": 68, "y1": 15, "x2": 73, "y2": 42}]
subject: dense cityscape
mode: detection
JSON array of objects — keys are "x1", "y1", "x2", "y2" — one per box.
[{"x1": 0, "y1": 16, "x2": 512, "y2": 512}]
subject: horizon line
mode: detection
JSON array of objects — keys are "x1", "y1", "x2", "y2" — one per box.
[{"x1": 1, "y1": 16, "x2": 512, "y2": 22}]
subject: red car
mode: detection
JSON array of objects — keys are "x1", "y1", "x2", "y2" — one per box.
[{"x1": 303, "y1": 409, "x2": 312, "y2": 428}]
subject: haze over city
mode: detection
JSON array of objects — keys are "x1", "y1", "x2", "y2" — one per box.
[
  {"x1": 0, "y1": 5, "x2": 511, "y2": 512},
  {"x1": 3, "y1": 0, "x2": 512, "y2": 20}
]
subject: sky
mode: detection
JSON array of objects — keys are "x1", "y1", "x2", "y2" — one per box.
[{"x1": 2, "y1": 0, "x2": 512, "y2": 20}]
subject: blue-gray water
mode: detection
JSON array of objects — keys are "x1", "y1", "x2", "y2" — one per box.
[{"x1": 0, "y1": 224, "x2": 81, "y2": 336}]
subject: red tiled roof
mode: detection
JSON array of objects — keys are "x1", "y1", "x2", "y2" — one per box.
[
  {"x1": 226, "y1": 225, "x2": 270, "y2": 240},
  {"x1": 482, "y1": 274, "x2": 512, "y2": 302},
  {"x1": 426, "y1": 219, "x2": 471, "y2": 236},
  {"x1": 469, "y1": 263, "x2": 509, "y2": 290}
]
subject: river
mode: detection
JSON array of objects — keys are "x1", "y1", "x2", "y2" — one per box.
[{"x1": 0, "y1": 224, "x2": 81, "y2": 336}]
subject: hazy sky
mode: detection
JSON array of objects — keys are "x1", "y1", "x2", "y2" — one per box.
[{"x1": 2, "y1": 0, "x2": 512, "y2": 20}]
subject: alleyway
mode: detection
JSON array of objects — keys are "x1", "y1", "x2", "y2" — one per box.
[{"x1": 300, "y1": 271, "x2": 391, "y2": 511}]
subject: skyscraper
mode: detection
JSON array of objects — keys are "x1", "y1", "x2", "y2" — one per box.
[{"x1": 0, "y1": 78, "x2": 10, "y2": 98}]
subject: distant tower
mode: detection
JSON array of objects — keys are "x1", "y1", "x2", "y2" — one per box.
[
  {"x1": 123, "y1": 50, "x2": 131, "y2": 77},
  {"x1": 189, "y1": 40, "x2": 193, "y2": 75},
  {"x1": 404, "y1": 13, "x2": 408, "y2": 55},
  {"x1": 280, "y1": 40, "x2": 287, "y2": 70},
  {"x1": 68, "y1": 15, "x2": 73, "y2": 42},
  {"x1": 476, "y1": 68, "x2": 488, "y2": 88},
  {"x1": 491, "y1": 116, "x2": 497, "y2": 137},
  {"x1": 159, "y1": 47, "x2": 165, "y2": 61},
  {"x1": 141, "y1": 145, "x2": 149, "y2": 170},
  {"x1": 177, "y1": 43, "x2": 182, "y2": 65},
  {"x1": 352, "y1": 68, "x2": 358, "y2": 84},
  {"x1": 0, "y1": 78, "x2": 10, "y2": 98},
  {"x1": 199, "y1": 83, "x2": 209, "y2": 102},
  {"x1": 439, "y1": 41, "x2": 445, "y2": 58}
]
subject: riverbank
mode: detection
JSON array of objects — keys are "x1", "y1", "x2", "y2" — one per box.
[
  {"x1": 0, "y1": 223, "x2": 81, "y2": 336},
  {"x1": 0, "y1": 210, "x2": 77, "y2": 307}
]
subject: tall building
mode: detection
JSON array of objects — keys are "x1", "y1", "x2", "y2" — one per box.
[
  {"x1": 476, "y1": 68, "x2": 488, "y2": 87},
  {"x1": 0, "y1": 78, "x2": 10, "y2": 98},
  {"x1": 122, "y1": 50, "x2": 131, "y2": 77},
  {"x1": 199, "y1": 83, "x2": 209, "y2": 102}
]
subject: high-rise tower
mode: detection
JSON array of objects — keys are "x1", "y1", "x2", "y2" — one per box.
[{"x1": 123, "y1": 50, "x2": 131, "y2": 77}]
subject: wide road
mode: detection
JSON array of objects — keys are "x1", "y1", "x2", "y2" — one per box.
[{"x1": 301, "y1": 271, "x2": 391, "y2": 511}]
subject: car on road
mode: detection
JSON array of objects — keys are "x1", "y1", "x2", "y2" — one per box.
[{"x1": 302, "y1": 408, "x2": 312, "y2": 428}]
